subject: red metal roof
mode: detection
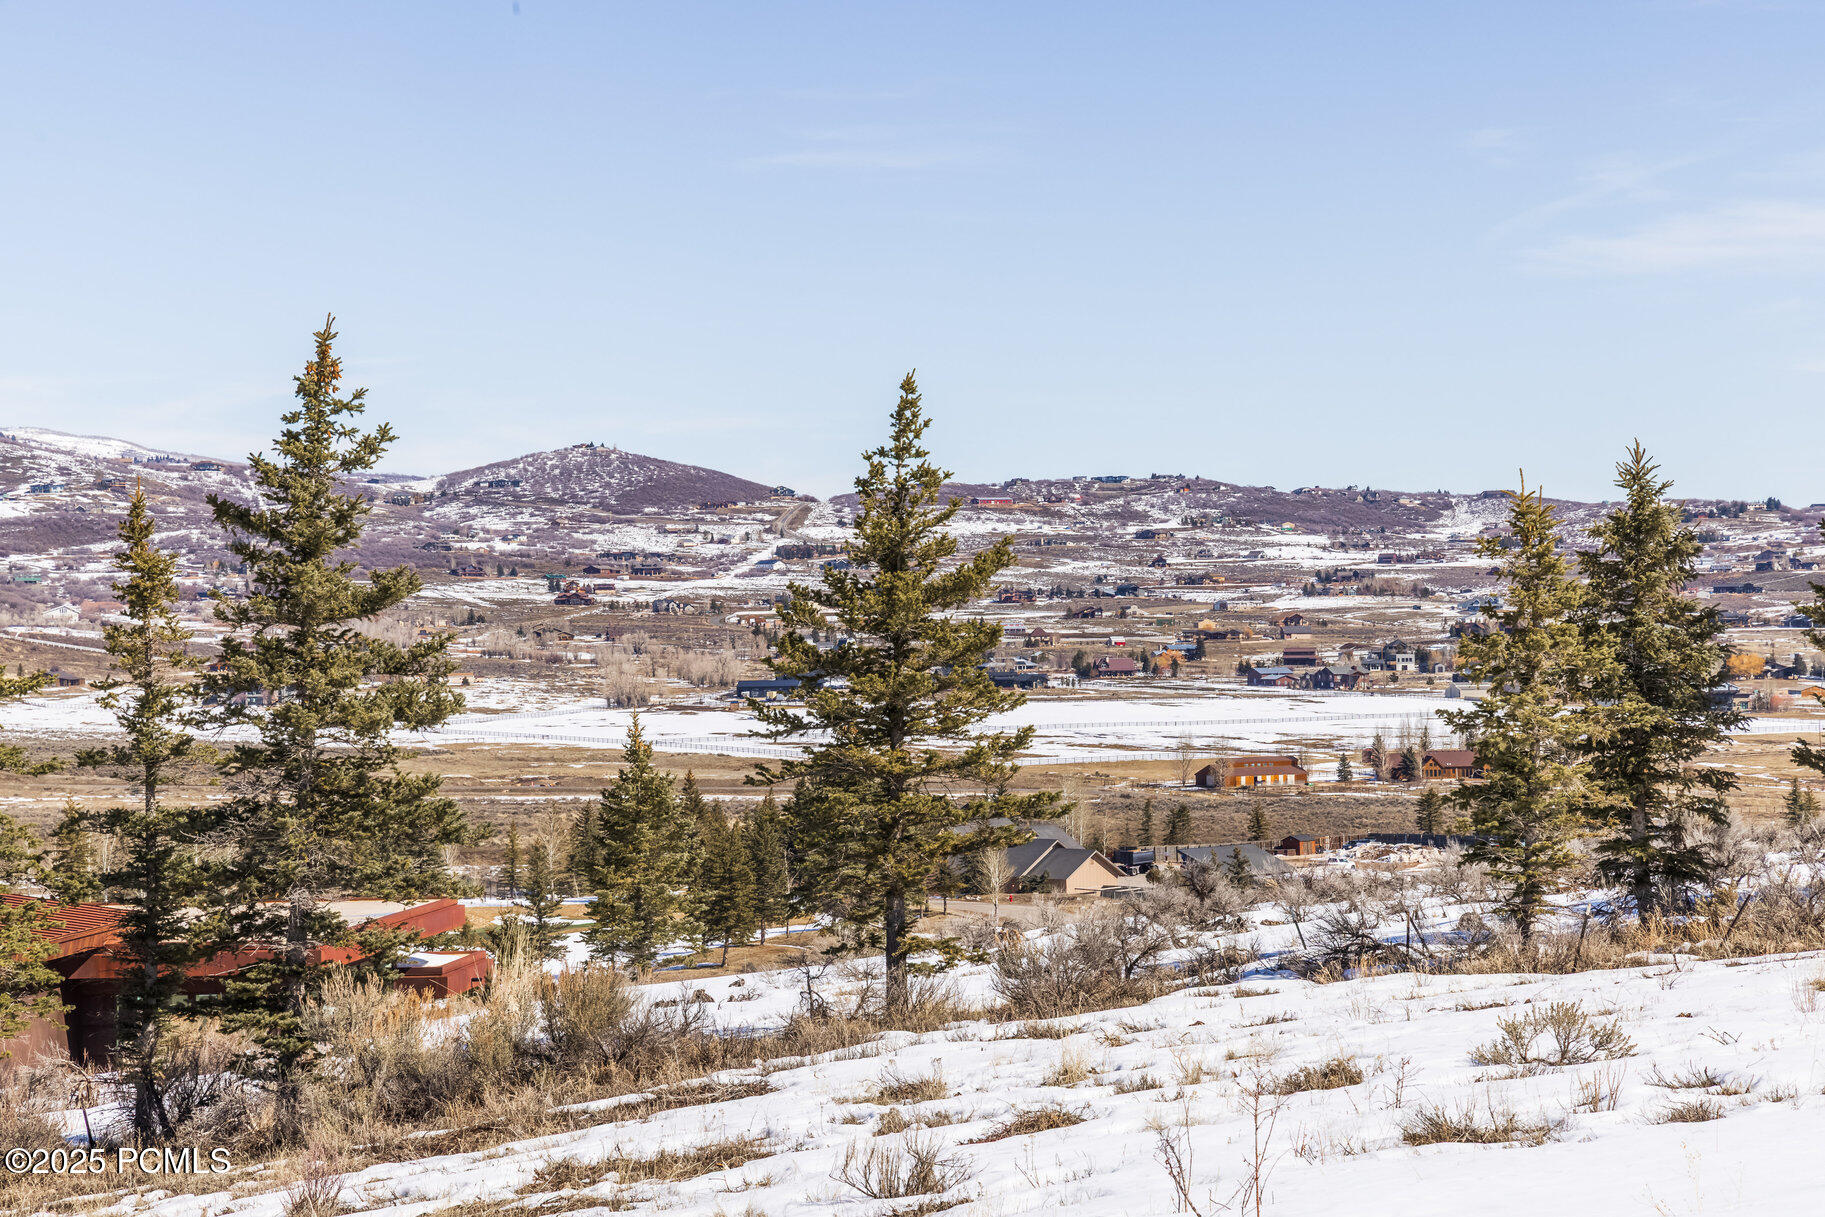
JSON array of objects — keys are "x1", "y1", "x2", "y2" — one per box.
[{"x1": 2, "y1": 894, "x2": 128, "y2": 957}]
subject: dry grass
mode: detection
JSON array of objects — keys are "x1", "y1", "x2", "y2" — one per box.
[
  {"x1": 968, "y1": 1104, "x2": 1088, "y2": 1143},
  {"x1": 1654, "y1": 1098, "x2": 1727, "y2": 1124},
  {"x1": 1268, "y1": 1056, "x2": 1364, "y2": 1095},
  {"x1": 1400, "y1": 1100, "x2": 1561, "y2": 1146},
  {"x1": 831, "y1": 1133, "x2": 972, "y2": 1200},
  {"x1": 1042, "y1": 1047, "x2": 1096, "y2": 1089},
  {"x1": 524, "y1": 1135, "x2": 773, "y2": 1192},
  {"x1": 863, "y1": 1064, "x2": 949, "y2": 1106}
]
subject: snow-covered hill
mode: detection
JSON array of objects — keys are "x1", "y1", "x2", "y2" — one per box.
[{"x1": 435, "y1": 442, "x2": 779, "y2": 514}]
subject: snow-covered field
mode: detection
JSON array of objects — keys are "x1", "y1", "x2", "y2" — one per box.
[{"x1": 110, "y1": 938, "x2": 1825, "y2": 1216}]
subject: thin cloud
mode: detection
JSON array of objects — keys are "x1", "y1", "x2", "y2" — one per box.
[
  {"x1": 744, "y1": 125, "x2": 991, "y2": 171},
  {"x1": 1528, "y1": 199, "x2": 1825, "y2": 273},
  {"x1": 1493, "y1": 152, "x2": 1708, "y2": 236}
]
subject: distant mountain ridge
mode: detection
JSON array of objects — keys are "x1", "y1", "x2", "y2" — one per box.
[{"x1": 434, "y1": 442, "x2": 778, "y2": 512}]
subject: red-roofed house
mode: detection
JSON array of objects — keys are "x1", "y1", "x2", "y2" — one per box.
[{"x1": 2, "y1": 895, "x2": 490, "y2": 1065}]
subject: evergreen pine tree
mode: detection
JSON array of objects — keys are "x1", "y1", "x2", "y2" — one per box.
[
  {"x1": 579, "y1": 717, "x2": 700, "y2": 970},
  {"x1": 1414, "y1": 786, "x2": 1444, "y2": 836},
  {"x1": 696, "y1": 809, "x2": 757, "y2": 966},
  {"x1": 1782, "y1": 778, "x2": 1818, "y2": 827},
  {"x1": 519, "y1": 842, "x2": 565, "y2": 960},
  {"x1": 1247, "y1": 804, "x2": 1269, "y2": 845},
  {"x1": 40, "y1": 800, "x2": 103, "y2": 904},
  {"x1": 1367, "y1": 731, "x2": 1387, "y2": 780},
  {"x1": 503, "y1": 819, "x2": 523, "y2": 900},
  {"x1": 204, "y1": 318, "x2": 468, "y2": 1134},
  {"x1": 1577, "y1": 446, "x2": 1740, "y2": 919},
  {"x1": 743, "y1": 791, "x2": 789, "y2": 943},
  {"x1": 1336, "y1": 751, "x2": 1353, "y2": 782},
  {"x1": 1222, "y1": 846, "x2": 1253, "y2": 891},
  {"x1": 1398, "y1": 745, "x2": 1421, "y2": 783},
  {"x1": 1138, "y1": 798, "x2": 1154, "y2": 847},
  {"x1": 0, "y1": 803, "x2": 57, "y2": 1055},
  {"x1": 1441, "y1": 481, "x2": 1602, "y2": 939},
  {"x1": 65, "y1": 486, "x2": 218, "y2": 1139},
  {"x1": 752, "y1": 374, "x2": 1061, "y2": 1007},
  {"x1": 1165, "y1": 803, "x2": 1191, "y2": 845}
]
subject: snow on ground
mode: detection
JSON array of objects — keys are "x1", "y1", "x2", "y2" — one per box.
[{"x1": 113, "y1": 941, "x2": 1825, "y2": 1217}]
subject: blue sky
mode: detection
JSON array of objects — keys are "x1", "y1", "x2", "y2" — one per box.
[{"x1": 5, "y1": 2, "x2": 1825, "y2": 501}]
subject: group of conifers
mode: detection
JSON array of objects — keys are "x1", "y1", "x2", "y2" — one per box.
[{"x1": 1, "y1": 325, "x2": 1817, "y2": 1149}]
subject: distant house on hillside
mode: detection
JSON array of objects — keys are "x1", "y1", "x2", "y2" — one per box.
[
  {"x1": 1094, "y1": 655, "x2": 1140, "y2": 678},
  {"x1": 1419, "y1": 749, "x2": 1481, "y2": 780},
  {"x1": 189, "y1": 461, "x2": 222, "y2": 473},
  {"x1": 451, "y1": 563, "x2": 487, "y2": 579},
  {"x1": 1246, "y1": 665, "x2": 1298, "y2": 688},
  {"x1": 971, "y1": 496, "x2": 1013, "y2": 507},
  {"x1": 1195, "y1": 756, "x2": 1308, "y2": 789},
  {"x1": 553, "y1": 590, "x2": 595, "y2": 606}
]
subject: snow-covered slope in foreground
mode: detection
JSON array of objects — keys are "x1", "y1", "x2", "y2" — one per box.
[{"x1": 137, "y1": 952, "x2": 1825, "y2": 1217}]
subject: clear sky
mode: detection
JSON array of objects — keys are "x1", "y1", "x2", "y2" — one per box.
[{"x1": 4, "y1": 2, "x2": 1825, "y2": 502}]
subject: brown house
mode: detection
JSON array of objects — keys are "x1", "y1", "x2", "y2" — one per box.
[
  {"x1": 1275, "y1": 833, "x2": 1344, "y2": 856},
  {"x1": 1095, "y1": 655, "x2": 1140, "y2": 677},
  {"x1": 1420, "y1": 749, "x2": 1481, "y2": 780},
  {"x1": 2, "y1": 896, "x2": 490, "y2": 1065},
  {"x1": 1195, "y1": 755, "x2": 1309, "y2": 789}
]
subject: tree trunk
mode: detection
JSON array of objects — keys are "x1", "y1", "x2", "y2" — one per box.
[
  {"x1": 1631, "y1": 806, "x2": 1654, "y2": 923},
  {"x1": 883, "y1": 890, "x2": 907, "y2": 1010}
]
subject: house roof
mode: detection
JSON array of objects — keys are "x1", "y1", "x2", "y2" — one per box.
[
  {"x1": 1171, "y1": 843, "x2": 1290, "y2": 874},
  {"x1": 2, "y1": 894, "x2": 128, "y2": 957},
  {"x1": 1424, "y1": 749, "x2": 1478, "y2": 768}
]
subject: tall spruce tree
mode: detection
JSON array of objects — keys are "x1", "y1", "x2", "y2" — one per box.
[
  {"x1": 68, "y1": 488, "x2": 216, "y2": 1139},
  {"x1": 1577, "y1": 446, "x2": 1739, "y2": 919},
  {"x1": 1414, "y1": 786, "x2": 1444, "y2": 836},
  {"x1": 1443, "y1": 482, "x2": 1602, "y2": 939},
  {"x1": 204, "y1": 317, "x2": 467, "y2": 1135},
  {"x1": 753, "y1": 373, "x2": 1060, "y2": 1007},
  {"x1": 1787, "y1": 519, "x2": 1825, "y2": 807},
  {"x1": 1165, "y1": 803, "x2": 1191, "y2": 845},
  {"x1": 1247, "y1": 804, "x2": 1269, "y2": 845},
  {"x1": 0, "y1": 815, "x2": 58, "y2": 1056},
  {"x1": 503, "y1": 819, "x2": 523, "y2": 900},
  {"x1": 1138, "y1": 798, "x2": 1154, "y2": 847},
  {"x1": 0, "y1": 665, "x2": 61, "y2": 1052},
  {"x1": 744, "y1": 791, "x2": 789, "y2": 943},
  {"x1": 696, "y1": 809, "x2": 757, "y2": 966},
  {"x1": 1336, "y1": 751, "x2": 1353, "y2": 783},
  {"x1": 40, "y1": 800, "x2": 104, "y2": 904},
  {"x1": 518, "y1": 842, "x2": 565, "y2": 961},
  {"x1": 578, "y1": 717, "x2": 699, "y2": 970}
]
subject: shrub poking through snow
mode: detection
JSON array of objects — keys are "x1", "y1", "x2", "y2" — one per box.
[
  {"x1": 832, "y1": 1132, "x2": 972, "y2": 1199},
  {"x1": 865, "y1": 1064, "x2": 949, "y2": 1105},
  {"x1": 1269, "y1": 1056, "x2": 1365, "y2": 1095},
  {"x1": 969, "y1": 1104, "x2": 1088, "y2": 1143},
  {"x1": 1469, "y1": 1002, "x2": 1635, "y2": 1070},
  {"x1": 1654, "y1": 1098, "x2": 1726, "y2": 1124},
  {"x1": 1400, "y1": 1100, "x2": 1561, "y2": 1146}
]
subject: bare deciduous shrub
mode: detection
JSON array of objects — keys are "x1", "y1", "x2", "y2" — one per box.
[
  {"x1": 1573, "y1": 1065, "x2": 1626, "y2": 1112},
  {"x1": 832, "y1": 1133, "x2": 971, "y2": 1200},
  {"x1": 1268, "y1": 1056, "x2": 1364, "y2": 1095},
  {"x1": 1643, "y1": 1063, "x2": 1731, "y2": 1091},
  {"x1": 1400, "y1": 1100, "x2": 1561, "y2": 1146},
  {"x1": 283, "y1": 1147, "x2": 348, "y2": 1217},
  {"x1": 1469, "y1": 1002, "x2": 1634, "y2": 1070}
]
